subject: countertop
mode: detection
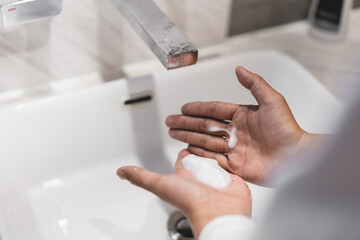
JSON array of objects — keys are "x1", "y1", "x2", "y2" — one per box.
[
  {"x1": 223, "y1": 9, "x2": 360, "y2": 102},
  {"x1": 0, "y1": 9, "x2": 359, "y2": 108}
]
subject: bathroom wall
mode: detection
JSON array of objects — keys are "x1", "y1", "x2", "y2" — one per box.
[
  {"x1": 0, "y1": 0, "x2": 232, "y2": 93},
  {"x1": 229, "y1": 0, "x2": 360, "y2": 35},
  {"x1": 0, "y1": 0, "x2": 358, "y2": 95},
  {"x1": 355, "y1": 0, "x2": 360, "y2": 7}
]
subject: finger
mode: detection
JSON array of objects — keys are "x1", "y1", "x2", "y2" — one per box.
[
  {"x1": 181, "y1": 101, "x2": 239, "y2": 120},
  {"x1": 117, "y1": 166, "x2": 165, "y2": 195},
  {"x1": 187, "y1": 145, "x2": 230, "y2": 172},
  {"x1": 166, "y1": 115, "x2": 228, "y2": 137},
  {"x1": 235, "y1": 66, "x2": 282, "y2": 105},
  {"x1": 174, "y1": 149, "x2": 192, "y2": 174},
  {"x1": 169, "y1": 129, "x2": 227, "y2": 153},
  {"x1": 117, "y1": 166, "x2": 193, "y2": 210}
]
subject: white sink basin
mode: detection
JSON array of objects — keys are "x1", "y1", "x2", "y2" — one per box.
[{"x1": 0, "y1": 50, "x2": 342, "y2": 240}]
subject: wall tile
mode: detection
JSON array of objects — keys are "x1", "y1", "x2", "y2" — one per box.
[
  {"x1": 0, "y1": 0, "x2": 232, "y2": 93},
  {"x1": 0, "y1": 0, "x2": 357, "y2": 95},
  {"x1": 355, "y1": 0, "x2": 360, "y2": 7},
  {"x1": 229, "y1": 0, "x2": 312, "y2": 35},
  {"x1": 229, "y1": 0, "x2": 359, "y2": 36}
]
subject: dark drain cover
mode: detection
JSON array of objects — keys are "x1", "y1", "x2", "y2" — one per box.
[
  {"x1": 168, "y1": 211, "x2": 194, "y2": 240},
  {"x1": 175, "y1": 218, "x2": 194, "y2": 238}
]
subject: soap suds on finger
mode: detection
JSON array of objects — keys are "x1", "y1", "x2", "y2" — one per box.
[
  {"x1": 182, "y1": 154, "x2": 231, "y2": 188},
  {"x1": 209, "y1": 126, "x2": 238, "y2": 149}
]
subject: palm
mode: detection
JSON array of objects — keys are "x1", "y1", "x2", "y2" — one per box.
[
  {"x1": 163, "y1": 164, "x2": 251, "y2": 220},
  {"x1": 166, "y1": 66, "x2": 306, "y2": 186},
  {"x1": 117, "y1": 149, "x2": 252, "y2": 239},
  {"x1": 227, "y1": 102, "x2": 304, "y2": 184}
]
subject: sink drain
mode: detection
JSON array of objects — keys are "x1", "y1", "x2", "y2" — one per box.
[{"x1": 167, "y1": 211, "x2": 194, "y2": 240}]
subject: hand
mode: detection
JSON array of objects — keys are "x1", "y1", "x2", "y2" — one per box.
[
  {"x1": 117, "y1": 149, "x2": 252, "y2": 239},
  {"x1": 166, "y1": 66, "x2": 312, "y2": 186}
]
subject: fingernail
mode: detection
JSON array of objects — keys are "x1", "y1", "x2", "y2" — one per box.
[
  {"x1": 181, "y1": 104, "x2": 189, "y2": 113},
  {"x1": 165, "y1": 116, "x2": 173, "y2": 126},
  {"x1": 117, "y1": 170, "x2": 127, "y2": 180},
  {"x1": 236, "y1": 66, "x2": 243, "y2": 73}
]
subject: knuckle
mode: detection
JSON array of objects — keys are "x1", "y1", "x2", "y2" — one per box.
[
  {"x1": 247, "y1": 105, "x2": 259, "y2": 111},
  {"x1": 222, "y1": 138, "x2": 228, "y2": 152},
  {"x1": 181, "y1": 116, "x2": 188, "y2": 129},
  {"x1": 199, "y1": 118, "x2": 207, "y2": 132},
  {"x1": 197, "y1": 118, "x2": 207, "y2": 132},
  {"x1": 252, "y1": 74, "x2": 264, "y2": 86},
  {"x1": 199, "y1": 136, "x2": 207, "y2": 147},
  {"x1": 274, "y1": 92, "x2": 286, "y2": 103},
  {"x1": 184, "y1": 133, "x2": 191, "y2": 143},
  {"x1": 254, "y1": 74, "x2": 263, "y2": 81},
  {"x1": 208, "y1": 103, "x2": 217, "y2": 116}
]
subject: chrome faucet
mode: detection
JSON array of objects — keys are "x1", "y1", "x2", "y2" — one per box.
[
  {"x1": 111, "y1": 0, "x2": 198, "y2": 70},
  {"x1": 0, "y1": 0, "x2": 198, "y2": 70}
]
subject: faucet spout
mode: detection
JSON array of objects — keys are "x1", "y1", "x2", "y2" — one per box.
[{"x1": 111, "y1": 0, "x2": 198, "y2": 70}]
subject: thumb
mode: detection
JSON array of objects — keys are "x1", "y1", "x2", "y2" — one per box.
[
  {"x1": 117, "y1": 166, "x2": 192, "y2": 211},
  {"x1": 117, "y1": 166, "x2": 165, "y2": 195},
  {"x1": 236, "y1": 66, "x2": 282, "y2": 105}
]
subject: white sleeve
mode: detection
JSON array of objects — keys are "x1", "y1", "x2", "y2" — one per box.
[
  {"x1": 253, "y1": 97, "x2": 360, "y2": 240},
  {"x1": 199, "y1": 215, "x2": 255, "y2": 240}
]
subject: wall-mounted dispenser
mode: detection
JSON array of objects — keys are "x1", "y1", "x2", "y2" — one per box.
[
  {"x1": 0, "y1": 0, "x2": 63, "y2": 29},
  {"x1": 309, "y1": 0, "x2": 353, "y2": 40}
]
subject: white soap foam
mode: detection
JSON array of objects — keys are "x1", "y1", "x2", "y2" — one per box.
[
  {"x1": 182, "y1": 154, "x2": 231, "y2": 188},
  {"x1": 209, "y1": 126, "x2": 238, "y2": 149}
]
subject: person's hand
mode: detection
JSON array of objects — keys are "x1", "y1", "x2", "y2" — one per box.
[
  {"x1": 166, "y1": 66, "x2": 313, "y2": 186},
  {"x1": 117, "y1": 149, "x2": 252, "y2": 239}
]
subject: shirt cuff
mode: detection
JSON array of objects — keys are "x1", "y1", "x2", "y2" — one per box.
[{"x1": 198, "y1": 215, "x2": 255, "y2": 240}]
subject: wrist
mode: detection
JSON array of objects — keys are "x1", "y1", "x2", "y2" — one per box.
[
  {"x1": 297, "y1": 131, "x2": 330, "y2": 152},
  {"x1": 186, "y1": 205, "x2": 251, "y2": 239},
  {"x1": 297, "y1": 131, "x2": 312, "y2": 150},
  {"x1": 187, "y1": 211, "x2": 216, "y2": 239}
]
